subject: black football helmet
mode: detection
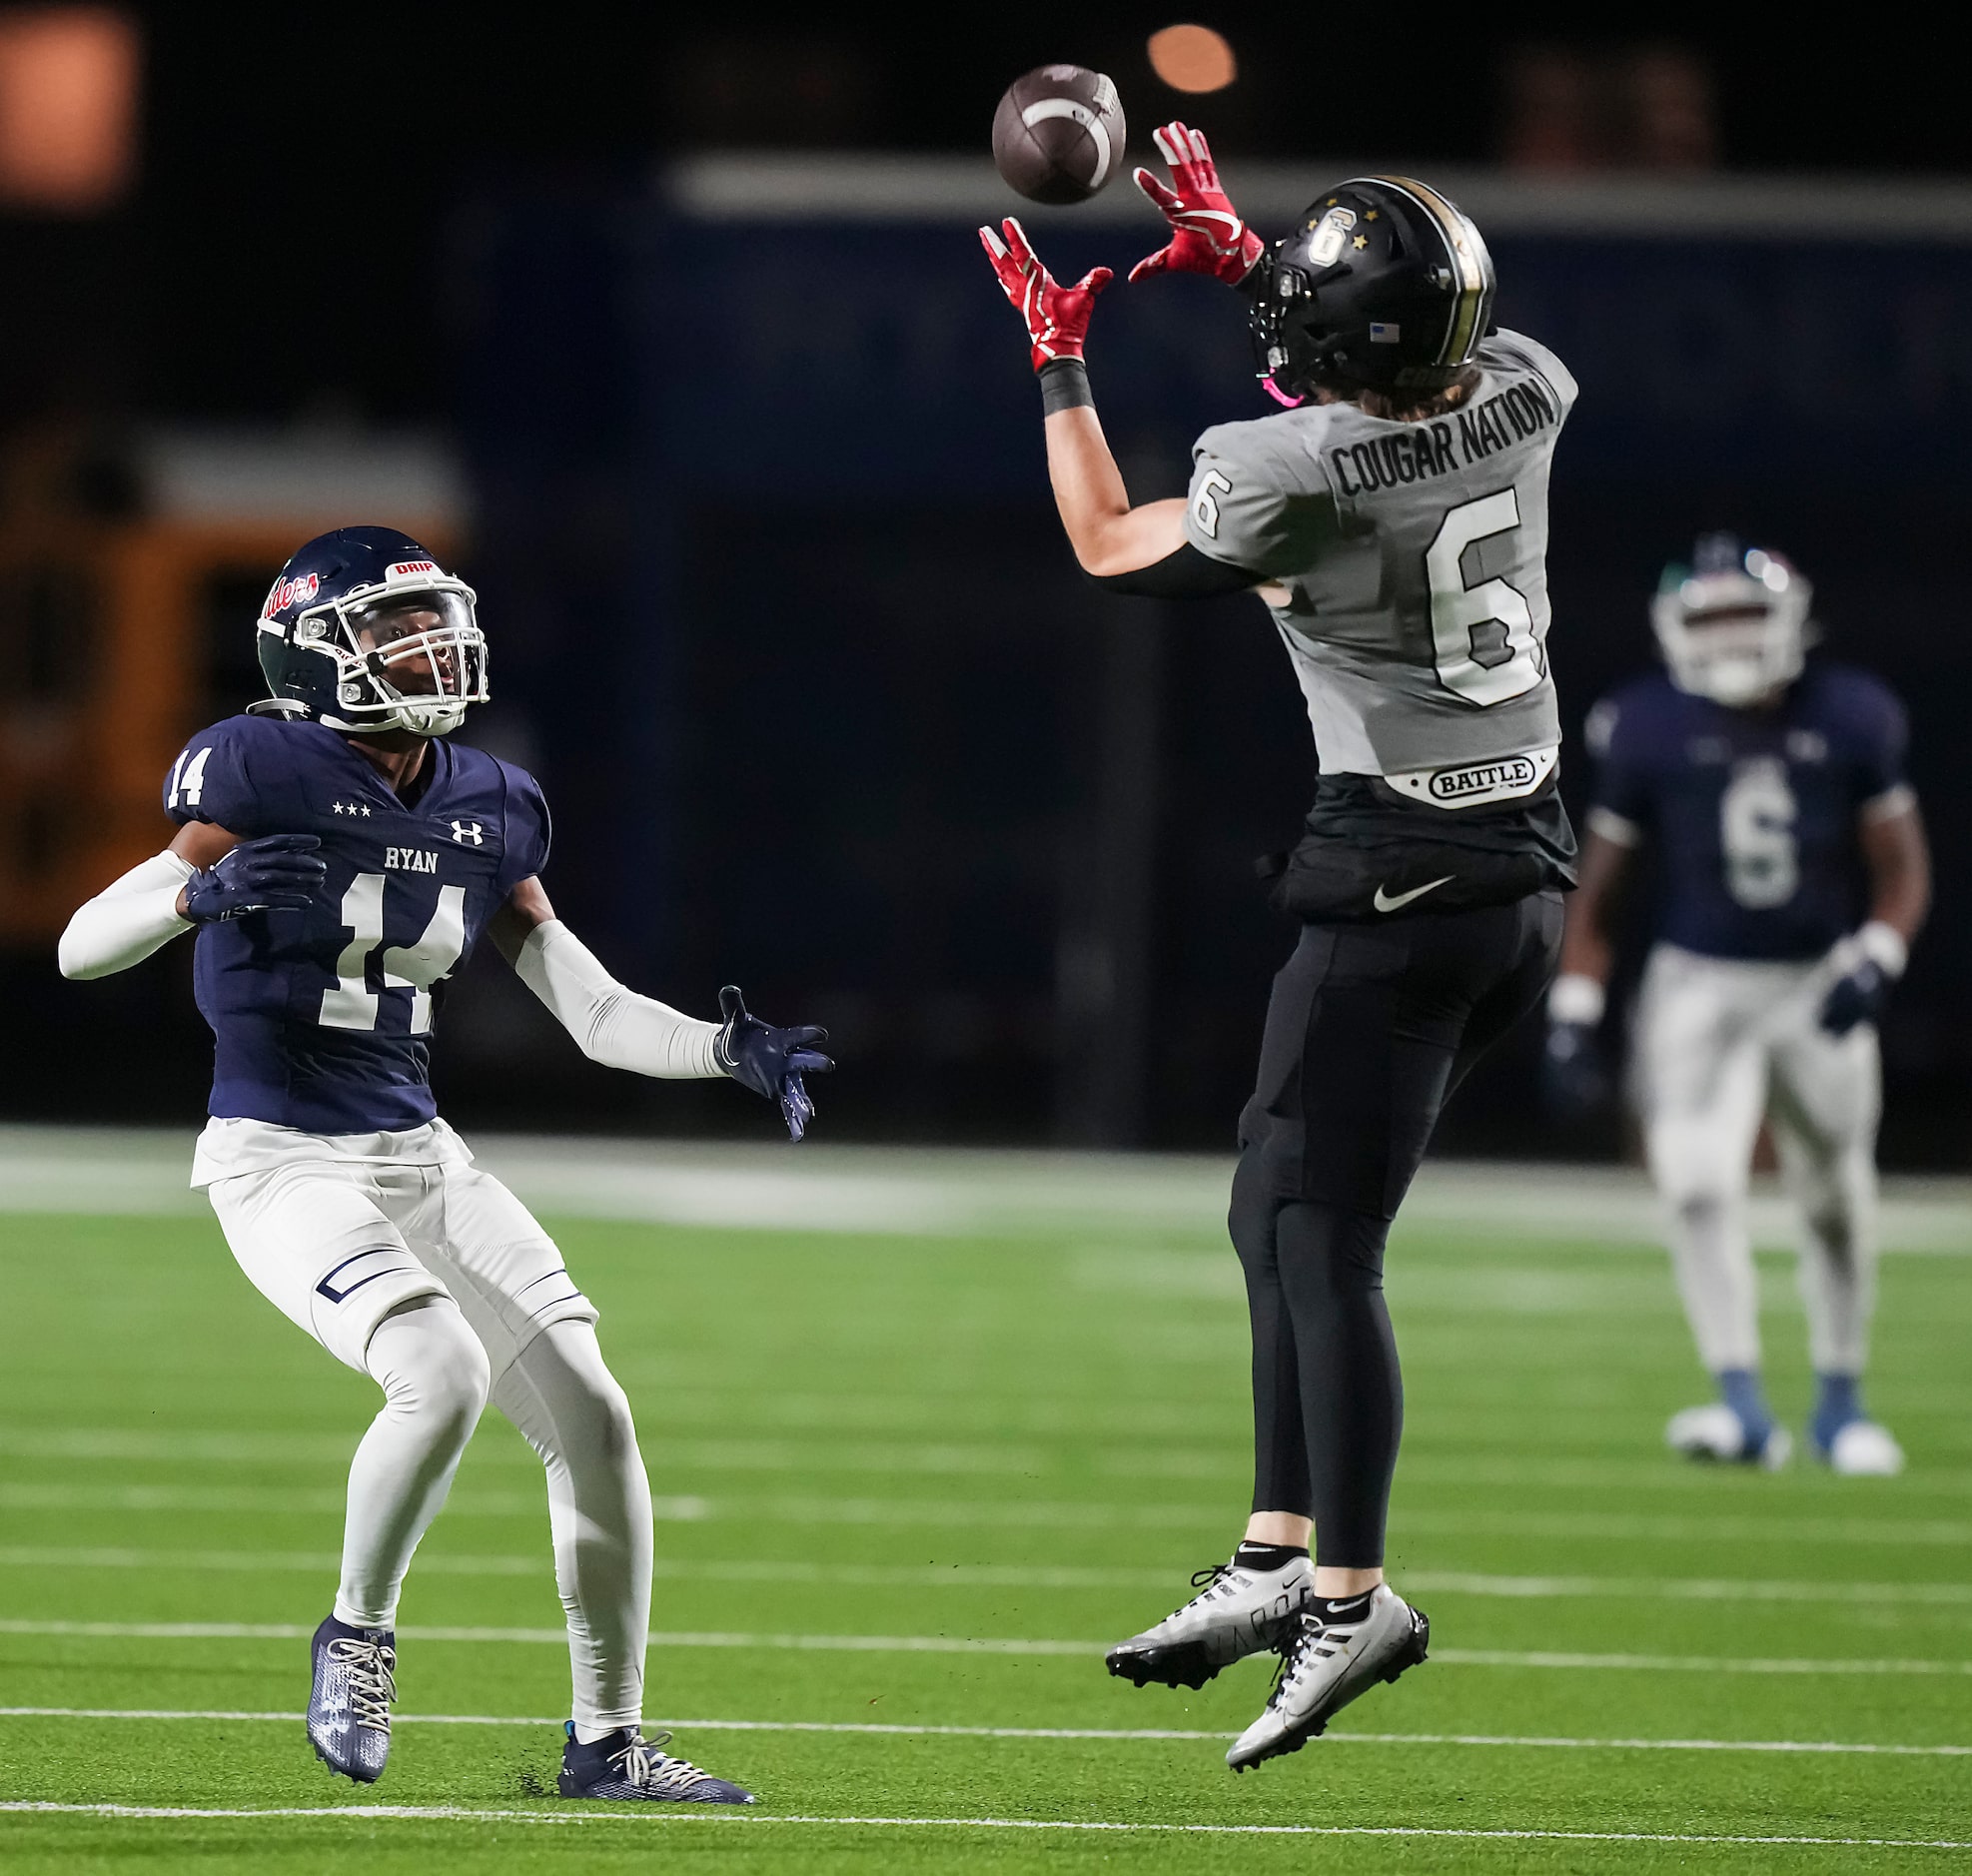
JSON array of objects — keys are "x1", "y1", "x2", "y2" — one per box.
[{"x1": 1250, "y1": 176, "x2": 1496, "y2": 399}]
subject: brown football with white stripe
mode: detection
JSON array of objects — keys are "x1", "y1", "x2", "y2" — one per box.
[{"x1": 991, "y1": 66, "x2": 1126, "y2": 205}]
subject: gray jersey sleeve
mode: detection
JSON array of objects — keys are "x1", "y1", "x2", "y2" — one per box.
[
  {"x1": 1183, "y1": 418, "x2": 1343, "y2": 580},
  {"x1": 1479, "y1": 330, "x2": 1579, "y2": 417}
]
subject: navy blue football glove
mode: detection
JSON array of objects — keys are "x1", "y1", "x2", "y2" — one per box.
[
  {"x1": 1818, "y1": 960, "x2": 1891, "y2": 1037},
  {"x1": 182, "y1": 835, "x2": 325, "y2": 922},
  {"x1": 1542, "y1": 1018, "x2": 1610, "y2": 1117},
  {"x1": 715, "y1": 985, "x2": 833, "y2": 1142}
]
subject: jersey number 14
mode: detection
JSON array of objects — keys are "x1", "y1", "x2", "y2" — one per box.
[
  {"x1": 1426, "y1": 489, "x2": 1544, "y2": 707},
  {"x1": 320, "y1": 874, "x2": 467, "y2": 1035}
]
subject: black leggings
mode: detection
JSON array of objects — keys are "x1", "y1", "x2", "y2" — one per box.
[{"x1": 1229, "y1": 892, "x2": 1562, "y2": 1566}]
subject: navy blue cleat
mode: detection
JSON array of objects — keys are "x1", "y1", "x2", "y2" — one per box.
[
  {"x1": 558, "y1": 1723, "x2": 756, "y2": 1803},
  {"x1": 307, "y1": 1615, "x2": 396, "y2": 1782}
]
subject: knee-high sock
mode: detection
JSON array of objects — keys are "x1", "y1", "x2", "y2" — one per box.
[
  {"x1": 1232, "y1": 1175, "x2": 1402, "y2": 1568},
  {"x1": 493, "y1": 1321, "x2": 652, "y2": 1734},
  {"x1": 1232, "y1": 1158, "x2": 1313, "y2": 1522},
  {"x1": 1767, "y1": 1024, "x2": 1882, "y2": 1381},
  {"x1": 1659, "y1": 1186, "x2": 1762, "y2": 1375},
  {"x1": 1638, "y1": 961, "x2": 1768, "y2": 1379},
  {"x1": 337, "y1": 1296, "x2": 492, "y2": 1629},
  {"x1": 1647, "y1": 1111, "x2": 1763, "y2": 1375},
  {"x1": 1776, "y1": 1132, "x2": 1878, "y2": 1376}
]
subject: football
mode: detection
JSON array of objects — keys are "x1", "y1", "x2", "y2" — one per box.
[{"x1": 991, "y1": 65, "x2": 1126, "y2": 205}]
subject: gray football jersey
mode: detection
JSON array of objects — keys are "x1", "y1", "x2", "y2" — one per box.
[{"x1": 1184, "y1": 331, "x2": 1578, "y2": 777}]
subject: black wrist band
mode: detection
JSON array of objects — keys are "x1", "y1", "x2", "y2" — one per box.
[{"x1": 1039, "y1": 357, "x2": 1094, "y2": 416}]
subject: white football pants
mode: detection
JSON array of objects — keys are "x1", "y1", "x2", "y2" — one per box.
[
  {"x1": 204, "y1": 1122, "x2": 651, "y2": 1733},
  {"x1": 1633, "y1": 944, "x2": 1880, "y2": 1378}
]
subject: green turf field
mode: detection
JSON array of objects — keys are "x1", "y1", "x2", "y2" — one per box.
[{"x1": 2, "y1": 1139, "x2": 1969, "y2": 1872}]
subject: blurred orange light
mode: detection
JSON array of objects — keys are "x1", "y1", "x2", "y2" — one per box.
[
  {"x1": 1148, "y1": 24, "x2": 1236, "y2": 94},
  {"x1": 0, "y1": 6, "x2": 140, "y2": 213}
]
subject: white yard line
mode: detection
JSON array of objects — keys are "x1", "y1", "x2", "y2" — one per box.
[
  {"x1": 7, "y1": 1545, "x2": 1972, "y2": 1609},
  {"x1": 0, "y1": 1546, "x2": 521, "y2": 1576},
  {"x1": 1434, "y1": 1649, "x2": 1972, "y2": 1676},
  {"x1": 1401, "y1": 1509, "x2": 1972, "y2": 1548},
  {"x1": 13, "y1": 1520, "x2": 1972, "y2": 1587},
  {"x1": 1, "y1": 1800, "x2": 1967, "y2": 1848},
  {"x1": 3, "y1": 1706, "x2": 1969, "y2": 1758},
  {"x1": 1405, "y1": 1570, "x2": 1972, "y2": 1606},
  {"x1": 14, "y1": 1436, "x2": 1972, "y2": 1503},
  {"x1": 4, "y1": 1618, "x2": 1970, "y2": 1676},
  {"x1": 0, "y1": 1618, "x2": 1089, "y2": 1654},
  {"x1": 0, "y1": 1547, "x2": 1182, "y2": 1588}
]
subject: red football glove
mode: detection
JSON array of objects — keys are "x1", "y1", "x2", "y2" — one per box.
[
  {"x1": 978, "y1": 218, "x2": 1113, "y2": 373},
  {"x1": 1129, "y1": 121, "x2": 1264, "y2": 287}
]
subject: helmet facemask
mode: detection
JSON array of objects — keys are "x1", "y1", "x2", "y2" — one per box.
[
  {"x1": 1248, "y1": 254, "x2": 1330, "y2": 403},
  {"x1": 279, "y1": 580, "x2": 490, "y2": 736},
  {"x1": 1651, "y1": 546, "x2": 1810, "y2": 706}
]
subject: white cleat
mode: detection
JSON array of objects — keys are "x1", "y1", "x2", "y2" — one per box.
[
  {"x1": 1105, "y1": 1552, "x2": 1313, "y2": 1690},
  {"x1": 1666, "y1": 1404, "x2": 1792, "y2": 1470},
  {"x1": 1225, "y1": 1585, "x2": 1430, "y2": 1772},
  {"x1": 1824, "y1": 1419, "x2": 1905, "y2": 1476}
]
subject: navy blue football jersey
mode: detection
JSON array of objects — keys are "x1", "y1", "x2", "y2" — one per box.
[
  {"x1": 1583, "y1": 660, "x2": 1909, "y2": 961},
  {"x1": 164, "y1": 714, "x2": 550, "y2": 1132}
]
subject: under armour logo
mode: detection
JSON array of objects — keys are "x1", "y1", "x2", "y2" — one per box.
[{"x1": 451, "y1": 820, "x2": 485, "y2": 845}]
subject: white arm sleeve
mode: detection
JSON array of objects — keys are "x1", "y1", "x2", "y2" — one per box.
[
  {"x1": 513, "y1": 918, "x2": 724, "y2": 1080},
  {"x1": 58, "y1": 852, "x2": 198, "y2": 981}
]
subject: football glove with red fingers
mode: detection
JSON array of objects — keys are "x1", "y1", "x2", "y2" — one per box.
[
  {"x1": 1129, "y1": 122, "x2": 1264, "y2": 288},
  {"x1": 715, "y1": 985, "x2": 833, "y2": 1143},
  {"x1": 978, "y1": 219, "x2": 1113, "y2": 372}
]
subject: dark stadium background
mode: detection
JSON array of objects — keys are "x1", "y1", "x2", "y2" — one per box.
[{"x1": 3, "y1": 5, "x2": 1967, "y2": 1166}]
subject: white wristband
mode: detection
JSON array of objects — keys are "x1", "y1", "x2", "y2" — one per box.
[
  {"x1": 1856, "y1": 920, "x2": 1908, "y2": 979},
  {"x1": 1546, "y1": 972, "x2": 1606, "y2": 1027}
]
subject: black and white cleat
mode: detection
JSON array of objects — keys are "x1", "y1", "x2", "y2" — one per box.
[
  {"x1": 558, "y1": 1724, "x2": 757, "y2": 1803},
  {"x1": 307, "y1": 1615, "x2": 396, "y2": 1783},
  {"x1": 1225, "y1": 1585, "x2": 1430, "y2": 1772},
  {"x1": 1105, "y1": 1551, "x2": 1313, "y2": 1690}
]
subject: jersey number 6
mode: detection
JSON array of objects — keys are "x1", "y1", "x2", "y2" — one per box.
[
  {"x1": 1425, "y1": 488, "x2": 1544, "y2": 707},
  {"x1": 320, "y1": 873, "x2": 467, "y2": 1035}
]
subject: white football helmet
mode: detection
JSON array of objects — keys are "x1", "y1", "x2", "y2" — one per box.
[{"x1": 1651, "y1": 533, "x2": 1811, "y2": 707}]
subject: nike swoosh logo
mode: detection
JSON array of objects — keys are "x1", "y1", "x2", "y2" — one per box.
[{"x1": 1373, "y1": 876, "x2": 1455, "y2": 913}]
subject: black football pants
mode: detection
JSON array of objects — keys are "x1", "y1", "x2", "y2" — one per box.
[{"x1": 1230, "y1": 890, "x2": 1563, "y2": 1566}]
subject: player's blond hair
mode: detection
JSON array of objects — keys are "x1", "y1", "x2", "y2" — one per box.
[{"x1": 1319, "y1": 366, "x2": 1480, "y2": 425}]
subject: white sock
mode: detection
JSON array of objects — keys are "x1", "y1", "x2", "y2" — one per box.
[
  {"x1": 334, "y1": 1297, "x2": 491, "y2": 1629},
  {"x1": 493, "y1": 1321, "x2": 652, "y2": 1736},
  {"x1": 1662, "y1": 1188, "x2": 1761, "y2": 1374},
  {"x1": 1781, "y1": 1138, "x2": 1879, "y2": 1375}
]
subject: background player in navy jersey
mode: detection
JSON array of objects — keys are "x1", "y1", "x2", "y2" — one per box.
[
  {"x1": 1546, "y1": 534, "x2": 1930, "y2": 1474},
  {"x1": 58, "y1": 526, "x2": 830, "y2": 1801}
]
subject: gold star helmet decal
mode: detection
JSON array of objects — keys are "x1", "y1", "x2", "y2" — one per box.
[{"x1": 1353, "y1": 234, "x2": 1369, "y2": 249}]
